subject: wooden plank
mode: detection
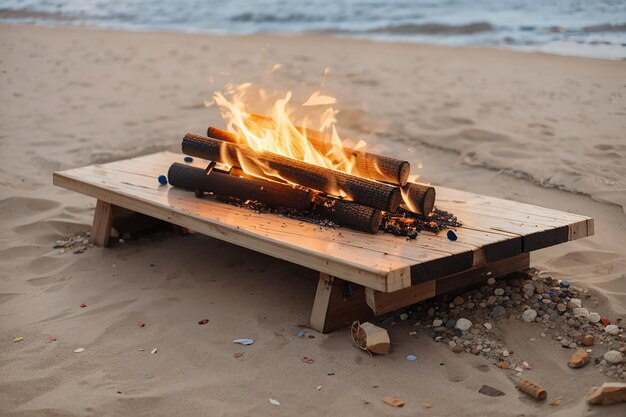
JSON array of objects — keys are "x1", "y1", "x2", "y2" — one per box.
[
  {"x1": 436, "y1": 253, "x2": 530, "y2": 295},
  {"x1": 310, "y1": 273, "x2": 374, "y2": 333},
  {"x1": 365, "y1": 280, "x2": 436, "y2": 316},
  {"x1": 89, "y1": 200, "x2": 113, "y2": 247},
  {"x1": 54, "y1": 151, "x2": 593, "y2": 293}
]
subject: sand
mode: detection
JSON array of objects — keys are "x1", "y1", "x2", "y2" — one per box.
[{"x1": 1, "y1": 24, "x2": 625, "y2": 416}]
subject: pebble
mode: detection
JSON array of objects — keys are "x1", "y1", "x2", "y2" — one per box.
[
  {"x1": 605, "y1": 325, "x2": 620, "y2": 335},
  {"x1": 604, "y1": 350, "x2": 624, "y2": 364},
  {"x1": 556, "y1": 303, "x2": 567, "y2": 313},
  {"x1": 497, "y1": 361, "x2": 510, "y2": 369},
  {"x1": 582, "y1": 334, "x2": 595, "y2": 346},
  {"x1": 522, "y1": 309, "x2": 538, "y2": 323},
  {"x1": 588, "y1": 312, "x2": 601, "y2": 323},
  {"x1": 568, "y1": 348, "x2": 590, "y2": 368},
  {"x1": 453, "y1": 296, "x2": 464, "y2": 306},
  {"x1": 492, "y1": 306, "x2": 507, "y2": 318},
  {"x1": 600, "y1": 316, "x2": 611, "y2": 325},
  {"x1": 455, "y1": 318, "x2": 473, "y2": 332},
  {"x1": 445, "y1": 319, "x2": 457, "y2": 329},
  {"x1": 452, "y1": 345, "x2": 464, "y2": 353},
  {"x1": 561, "y1": 338, "x2": 572, "y2": 348},
  {"x1": 559, "y1": 280, "x2": 570, "y2": 288},
  {"x1": 494, "y1": 288, "x2": 505, "y2": 296},
  {"x1": 484, "y1": 323, "x2": 493, "y2": 330},
  {"x1": 406, "y1": 354, "x2": 417, "y2": 361},
  {"x1": 432, "y1": 319, "x2": 443, "y2": 327},
  {"x1": 502, "y1": 350, "x2": 510, "y2": 357},
  {"x1": 400, "y1": 313, "x2": 408, "y2": 321},
  {"x1": 487, "y1": 277, "x2": 496, "y2": 285},
  {"x1": 573, "y1": 308, "x2": 590, "y2": 319}
]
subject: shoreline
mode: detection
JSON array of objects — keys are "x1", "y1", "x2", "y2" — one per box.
[{"x1": 1, "y1": 18, "x2": 625, "y2": 61}]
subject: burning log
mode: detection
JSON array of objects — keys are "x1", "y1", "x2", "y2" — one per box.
[
  {"x1": 209, "y1": 116, "x2": 411, "y2": 186},
  {"x1": 168, "y1": 162, "x2": 312, "y2": 210},
  {"x1": 167, "y1": 163, "x2": 383, "y2": 234},
  {"x1": 182, "y1": 133, "x2": 402, "y2": 212},
  {"x1": 401, "y1": 182, "x2": 436, "y2": 215},
  {"x1": 206, "y1": 126, "x2": 436, "y2": 214}
]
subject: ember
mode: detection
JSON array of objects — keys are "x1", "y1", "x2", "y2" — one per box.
[{"x1": 167, "y1": 85, "x2": 459, "y2": 236}]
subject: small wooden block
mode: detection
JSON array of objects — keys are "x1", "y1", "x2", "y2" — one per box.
[
  {"x1": 358, "y1": 322, "x2": 390, "y2": 354},
  {"x1": 383, "y1": 396, "x2": 405, "y2": 407}
]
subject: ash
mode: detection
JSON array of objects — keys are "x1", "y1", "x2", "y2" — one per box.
[{"x1": 223, "y1": 196, "x2": 461, "y2": 237}]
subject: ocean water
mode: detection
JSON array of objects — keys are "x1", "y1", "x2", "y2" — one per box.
[{"x1": 1, "y1": 0, "x2": 625, "y2": 58}]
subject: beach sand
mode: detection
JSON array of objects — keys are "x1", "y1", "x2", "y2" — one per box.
[{"x1": 1, "y1": 25, "x2": 625, "y2": 416}]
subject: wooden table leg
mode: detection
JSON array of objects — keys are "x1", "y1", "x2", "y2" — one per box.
[
  {"x1": 309, "y1": 273, "x2": 374, "y2": 333},
  {"x1": 89, "y1": 200, "x2": 113, "y2": 247}
]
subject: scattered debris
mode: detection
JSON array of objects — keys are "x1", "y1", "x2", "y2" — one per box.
[
  {"x1": 74, "y1": 348, "x2": 84, "y2": 353},
  {"x1": 550, "y1": 397, "x2": 562, "y2": 406},
  {"x1": 80, "y1": 303, "x2": 87, "y2": 308},
  {"x1": 53, "y1": 232, "x2": 91, "y2": 254},
  {"x1": 49, "y1": 336, "x2": 57, "y2": 342},
  {"x1": 302, "y1": 356, "x2": 315, "y2": 364},
  {"x1": 297, "y1": 330, "x2": 306, "y2": 337},
  {"x1": 233, "y1": 338, "x2": 254, "y2": 346},
  {"x1": 586, "y1": 382, "x2": 626, "y2": 405},
  {"x1": 422, "y1": 401, "x2": 432, "y2": 409},
  {"x1": 150, "y1": 348, "x2": 157, "y2": 354},
  {"x1": 383, "y1": 396, "x2": 405, "y2": 407},
  {"x1": 479, "y1": 385, "x2": 505, "y2": 397},
  {"x1": 406, "y1": 354, "x2": 417, "y2": 361},
  {"x1": 268, "y1": 398, "x2": 280, "y2": 406},
  {"x1": 234, "y1": 352, "x2": 243, "y2": 358},
  {"x1": 197, "y1": 319, "x2": 209, "y2": 325},
  {"x1": 517, "y1": 379, "x2": 547, "y2": 400},
  {"x1": 568, "y1": 348, "x2": 589, "y2": 368},
  {"x1": 138, "y1": 321, "x2": 145, "y2": 328},
  {"x1": 316, "y1": 385, "x2": 322, "y2": 391},
  {"x1": 351, "y1": 321, "x2": 390, "y2": 354},
  {"x1": 13, "y1": 336, "x2": 23, "y2": 343}
]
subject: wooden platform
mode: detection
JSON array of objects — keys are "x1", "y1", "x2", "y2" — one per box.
[{"x1": 53, "y1": 152, "x2": 593, "y2": 332}]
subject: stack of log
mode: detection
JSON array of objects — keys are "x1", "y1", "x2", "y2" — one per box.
[{"x1": 167, "y1": 117, "x2": 436, "y2": 234}]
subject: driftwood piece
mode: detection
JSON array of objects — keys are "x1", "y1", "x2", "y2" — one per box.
[{"x1": 183, "y1": 133, "x2": 402, "y2": 212}]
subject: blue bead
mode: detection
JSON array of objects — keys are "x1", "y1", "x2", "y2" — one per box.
[
  {"x1": 158, "y1": 175, "x2": 167, "y2": 185},
  {"x1": 559, "y1": 280, "x2": 570, "y2": 288},
  {"x1": 406, "y1": 354, "x2": 417, "y2": 361},
  {"x1": 447, "y1": 230, "x2": 457, "y2": 241},
  {"x1": 184, "y1": 156, "x2": 193, "y2": 163}
]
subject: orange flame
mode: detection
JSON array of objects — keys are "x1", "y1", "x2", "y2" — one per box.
[{"x1": 213, "y1": 83, "x2": 360, "y2": 190}]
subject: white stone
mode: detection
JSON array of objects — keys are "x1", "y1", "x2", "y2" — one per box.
[
  {"x1": 588, "y1": 312, "x2": 601, "y2": 323},
  {"x1": 522, "y1": 309, "x2": 538, "y2": 323},
  {"x1": 400, "y1": 313, "x2": 408, "y2": 321},
  {"x1": 502, "y1": 350, "x2": 509, "y2": 357},
  {"x1": 570, "y1": 298, "x2": 582, "y2": 308},
  {"x1": 605, "y1": 325, "x2": 620, "y2": 335},
  {"x1": 484, "y1": 323, "x2": 493, "y2": 330},
  {"x1": 494, "y1": 288, "x2": 505, "y2": 296},
  {"x1": 432, "y1": 319, "x2": 443, "y2": 327},
  {"x1": 487, "y1": 277, "x2": 496, "y2": 285},
  {"x1": 573, "y1": 308, "x2": 590, "y2": 319},
  {"x1": 604, "y1": 350, "x2": 624, "y2": 364},
  {"x1": 455, "y1": 318, "x2": 473, "y2": 332}
]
